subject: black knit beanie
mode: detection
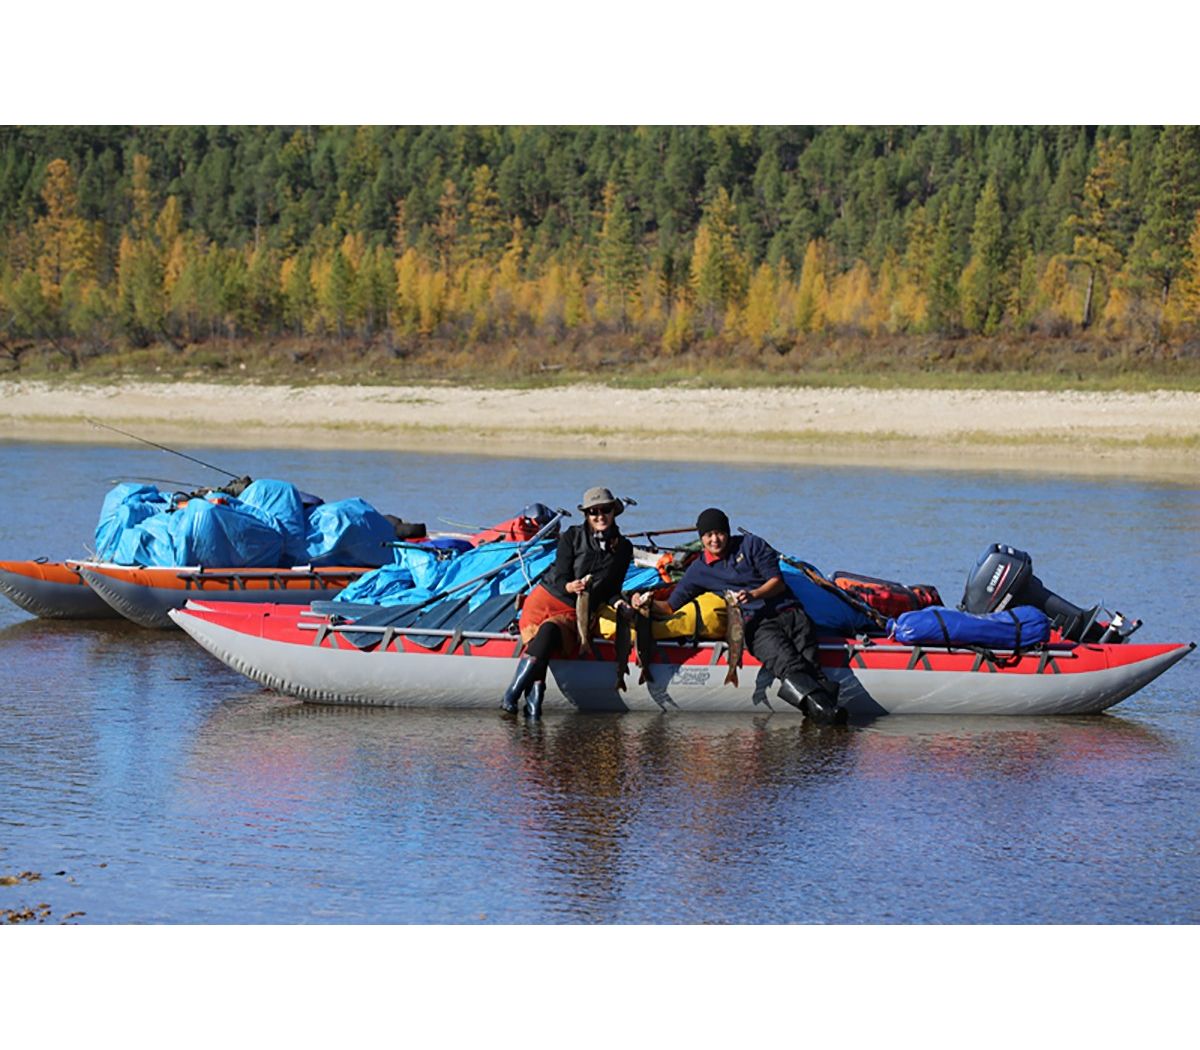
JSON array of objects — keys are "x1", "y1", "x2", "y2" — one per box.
[{"x1": 696, "y1": 507, "x2": 731, "y2": 536}]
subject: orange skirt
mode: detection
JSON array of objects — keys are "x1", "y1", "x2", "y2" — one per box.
[{"x1": 519, "y1": 584, "x2": 581, "y2": 658}]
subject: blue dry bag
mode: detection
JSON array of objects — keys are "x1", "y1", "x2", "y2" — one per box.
[{"x1": 888, "y1": 605, "x2": 1050, "y2": 650}]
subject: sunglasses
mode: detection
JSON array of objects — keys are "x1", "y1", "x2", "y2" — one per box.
[{"x1": 585, "y1": 504, "x2": 616, "y2": 517}]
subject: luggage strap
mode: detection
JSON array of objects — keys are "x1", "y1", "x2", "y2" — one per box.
[{"x1": 931, "y1": 608, "x2": 1030, "y2": 669}]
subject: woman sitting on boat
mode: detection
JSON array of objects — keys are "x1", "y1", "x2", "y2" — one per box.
[{"x1": 502, "y1": 487, "x2": 633, "y2": 718}]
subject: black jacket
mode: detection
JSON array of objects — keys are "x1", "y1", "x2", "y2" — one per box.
[{"x1": 541, "y1": 524, "x2": 632, "y2": 607}]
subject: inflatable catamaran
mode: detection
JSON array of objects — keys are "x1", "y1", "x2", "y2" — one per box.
[{"x1": 169, "y1": 542, "x2": 1193, "y2": 718}]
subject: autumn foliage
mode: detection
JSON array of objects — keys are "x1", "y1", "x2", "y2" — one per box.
[{"x1": 3, "y1": 126, "x2": 1200, "y2": 377}]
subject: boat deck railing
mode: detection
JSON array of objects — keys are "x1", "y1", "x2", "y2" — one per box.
[{"x1": 293, "y1": 617, "x2": 1081, "y2": 669}]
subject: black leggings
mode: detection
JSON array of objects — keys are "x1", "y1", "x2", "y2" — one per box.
[
  {"x1": 745, "y1": 606, "x2": 827, "y2": 694},
  {"x1": 525, "y1": 621, "x2": 566, "y2": 679}
]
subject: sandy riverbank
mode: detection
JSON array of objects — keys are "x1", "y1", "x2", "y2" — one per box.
[{"x1": 2, "y1": 379, "x2": 1198, "y2": 481}]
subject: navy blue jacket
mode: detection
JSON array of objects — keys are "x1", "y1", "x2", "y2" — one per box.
[{"x1": 667, "y1": 533, "x2": 794, "y2": 625}]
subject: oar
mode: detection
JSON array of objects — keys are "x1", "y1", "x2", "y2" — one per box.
[
  {"x1": 623, "y1": 526, "x2": 695, "y2": 552},
  {"x1": 371, "y1": 507, "x2": 570, "y2": 617}
]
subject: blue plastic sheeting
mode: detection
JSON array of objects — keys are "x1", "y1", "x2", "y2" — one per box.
[
  {"x1": 888, "y1": 605, "x2": 1050, "y2": 649},
  {"x1": 91, "y1": 481, "x2": 395, "y2": 568},
  {"x1": 623, "y1": 566, "x2": 663, "y2": 594},
  {"x1": 238, "y1": 479, "x2": 309, "y2": 565},
  {"x1": 336, "y1": 540, "x2": 558, "y2": 608},
  {"x1": 335, "y1": 543, "x2": 451, "y2": 606},
  {"x1": 424, "y1": 537, "x2": 475, "y2": 555},
  {"x1": 305, "y1": 498, "x2": 396, "y2": 567},
  {"x1": 101, "y1": 493, "x2": 287, "y2": 567},
  {"x1": 780, "y1": 564, "x2": 874, "y2": 634},
  {"x1": 94, "y1": 484, "x2": 171, "y2": 561},
  {"x1": 169, "y1": 498, "x2": 287, "y2": 567}
]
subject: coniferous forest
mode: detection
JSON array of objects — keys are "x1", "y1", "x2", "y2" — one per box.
[{"x1": 3, "y1": 125, "x2": 1200, "y2": 386}]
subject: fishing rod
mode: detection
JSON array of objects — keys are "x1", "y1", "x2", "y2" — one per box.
[
  {"x1": 86, "y1": 419, "x2": 242, "y2": 480},
  {"x1": 106, "y1": 475, "x2": 202, "y2": 490}
]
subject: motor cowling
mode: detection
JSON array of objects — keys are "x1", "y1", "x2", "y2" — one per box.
[{"x1": 960, "y1": 543, "x2": 1105, "y2": 642}]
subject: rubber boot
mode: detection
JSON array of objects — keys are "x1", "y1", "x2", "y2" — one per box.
[
  {"x1": 780, "y1": 677, "x2": 843, "y2": 725},
  {"x1": 502, "y1": 656, "x2": 540, "y2": 713},
  {"x1": 524, "y1": 680, "x2": 545, "y2": 719}
]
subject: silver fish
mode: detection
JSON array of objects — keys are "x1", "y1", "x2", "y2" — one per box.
[
  {"x1": 614, "y1": 603, "x2": 632, "y2": 691},
  {"x1": 576, "y1": 574, "x2": 593, "y2": 656},
  {"x1": 634, "y1": 601, "x2": 656, "y2": 684},
  {"x1": 724, "y1": 590, "x2": 745, "y2": 687}
]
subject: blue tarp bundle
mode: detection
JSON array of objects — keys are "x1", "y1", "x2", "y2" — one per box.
[
  {"x1": 336, "y1": 540, "x2": 559, "y2": 609},
  {"x1": 333, "y1": 547, "x2": 667, "y2": 649},
  {"x1": 159, "y1": 496, "x2": 286, "y2": 567},
  {"x1": 92, "y1": 480, "x2": 396, "y2": 568},
  {"x1": 93, "y1": 484, "x2": 172, "y2": 562},
  {"x1": 305, "y1": 498, "x2": 396, "y2": 567},
  {"x1": 238, "y1": 479, "x2": 309, "y2": 565},
  {"x1": 779, "y1": 563, "x2": 875, "y2": 634},
  {"x1": 888, "y1": 605, "x2": 1050, "y2": 649}
]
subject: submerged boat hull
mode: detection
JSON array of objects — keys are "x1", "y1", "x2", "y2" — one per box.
[
  {"x1": 170, "y1": 601, "x2": 1194, "y2": 717},
  {"x1": 0, "y1": 560, "x2": 120, "y2": 619},
  {"x1": 79, "y1": 565, "x2": 368, "y2": 629}
]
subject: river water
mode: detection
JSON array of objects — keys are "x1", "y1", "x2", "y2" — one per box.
[{"x1": 0, "y1": 441, "x2": 1197, "y2": 924}]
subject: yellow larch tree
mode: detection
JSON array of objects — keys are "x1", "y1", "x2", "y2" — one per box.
[
  {"x1": 826, "y1": 259, "x2": 873, "y2": 331},
  {"x1": 1173, "y1": 210, "x2": 1200, "y2": 325},
  {"x1": 34, "y1": 159, "x2": 98, "y2": 312},
  {"x1": 661, "y1": 292, "x2": 693, "y2": 356},
  {"x1": 465, "y1": 165, "x2": 506, "y2": 265},
  {"x1": 690, "y1": 186, "x2": 747, "y2": 324},
  {"x1": 870, "y1": 250, "x2": 901, "y2": 334},
  {"x1": 394, "y1": 247, "x2": 423, "y2": 334},
  {"x1": 742, "y1": 262, "x2": 779, "y2": 348},
  {"x1": 793, "y1": 239, "x2": 829, "y2": 333},
  {"x1": 1034, "y1": 255, "x2": 1080, "y2": 329}
]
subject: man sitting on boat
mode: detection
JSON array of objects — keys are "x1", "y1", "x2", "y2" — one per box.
[
  {"x1": 501, "y1": 487, "x2": 634, "y2": 719},
  {"x1": 632, "y1": 507, "x2": 843, "y2": 724}
]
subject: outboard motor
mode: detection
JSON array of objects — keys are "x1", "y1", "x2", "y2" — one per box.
[
  {"x1": 960, "y1": 543, "x2": 1138, "y2": 643},
  {"x1": 521, "y1": 502, "x2": 559, "y2": 537},
  {"x1": 522, "y1": 502, "x2": 554, "y2": 526}
]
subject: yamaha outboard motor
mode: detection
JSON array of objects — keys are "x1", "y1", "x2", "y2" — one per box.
[{"x1": 960, "y1": 543, "x2": 1135, "y2": 643}]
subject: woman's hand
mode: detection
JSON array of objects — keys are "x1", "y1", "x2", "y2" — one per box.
[
  {"x1": 565, "y1": 574, "x2": 593, "y2": 595},
  {"x1": 630, "y1": 591, "x2": 652, "y2": 610}
]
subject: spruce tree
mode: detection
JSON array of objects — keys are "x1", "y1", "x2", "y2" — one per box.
[{"x1": 1130, "y1": 125, "x2": 1200, "y2": 306}]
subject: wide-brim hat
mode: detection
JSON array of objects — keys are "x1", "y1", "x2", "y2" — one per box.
[{"x1": 578, "y1": 486, "x2": 624, "y2": 517}]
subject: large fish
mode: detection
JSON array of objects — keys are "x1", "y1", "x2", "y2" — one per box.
[
  {"x1": 634, "y1": 600, "x2": 656, "y2": 684},
  {"x1": 614, "y1": 603, "x2": 632, "y2": 691},
  {"x1": 576, "y1": 574, "x2": 593, "y2": 655},
  {"x1": 723, "y1": 590, "x2": 745, "y2": 687}
]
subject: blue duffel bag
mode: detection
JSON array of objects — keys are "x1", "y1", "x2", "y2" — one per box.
[{"x1": 888, "y1": 605, "x2": 1050, "y2": 650}]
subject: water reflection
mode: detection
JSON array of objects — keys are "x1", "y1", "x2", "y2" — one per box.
[
  {"x1": 851, "y1": 715, "x2": 1170, "y2": 780},
  {"x1": 171, "y1": 697, "x2": 1175, "y2": 922}
]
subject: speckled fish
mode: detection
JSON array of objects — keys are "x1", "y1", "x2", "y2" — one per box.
[
  {"x1": 634, "y1": 603, "x2": 656, "y2": 684},
  {"x1": 614, "y1": 606, "x2": 631, "y2": 691},
  {"x1": 724, "y1": 590, "x2": 745, "y2": 687},
  {"x1": 576, "y1": 575, "x2": 593, "y2": 656}
]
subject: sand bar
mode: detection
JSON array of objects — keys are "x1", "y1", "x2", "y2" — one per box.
[{"x1": 2, "y1": 379, "x2": 1198, "y2": 481}]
